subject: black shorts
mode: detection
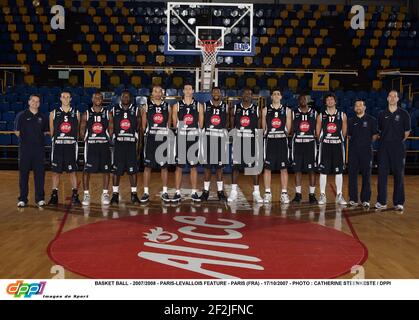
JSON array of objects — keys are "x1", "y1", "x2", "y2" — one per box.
[
  {"x1": 176, "y1": 129, "x2": 200, "y2": 167},
  {"x1": 202, "y1": 131, "x2": 229, "y2": 169},
  {"x1": 232, "y1": 131, "x2": 262, "y2": 171},
  {"x1": 264, "y1": 137, "x2": 289, "y2": 170},
  {"x1": 291, "y1": 140, "x2": 317, "y2": 173},
  {"x1": 143, "y1": 132, "x2": 174, "y2": 169},
  {"x1": 84, "y1": 143, "x2": 111, "y2": 173},
  {"x1": 51, "y1": 142, "x2": 78, "y2": 173},
  {"x1": 112, "y1": 142, "x2": 138, "y2": 176},
  {"x1": 317, "y1": 142, "x2": 345, "y2": 174}
]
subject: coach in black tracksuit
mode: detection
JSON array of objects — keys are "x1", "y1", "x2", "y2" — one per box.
[
  {"x1": 14, "y1": 94, "x2": 49, "y2": 207},
  {"x1": 347, "y1": 99, "x2": 378, "y2": 208},
  {"x1": 376, "y1": 90, "x2": 411, "y2": 211}
]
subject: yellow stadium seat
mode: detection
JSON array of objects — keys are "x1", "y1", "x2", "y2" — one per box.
[
  {"x1": 397, "y1": 13, "x2": 406, "y2": 21},
  {"x1": 255, "y1": 46, "x2": 261, "y2": 55},
  {"x1": 326, "y1": 47, "x2": 336, "y2": 57},
  {"x1": 17, "y1": 53, "x2": 26, "y2": 64},
  {"x1": 259, "y1": 36, "x2": 268, "y2": 45},
  {"x1": 290, "y1": 47, "x2": 299, "y2": 56},
  {"x1": 367, "y1": 5, "x2": 376, "y2": 13},
  {"x1": 381, "y1": 59, "x2": 390, "y2": 68},
  {"x1": 320, "y1": 29, "x2": 328, "y2": 37},
  {"x1": 285, "y1": 28, "x2": 293, "y2": 37},
  {"x1": 121, "y1": 7, "x2": 129, "y2": 16},
  {"x1": 302, "y1": 28, "x2": 311, "y2": 37},
  {"x1": 97, "y1": 54, "x2": 107, "y2": 65},
  {"x1": 110, "y1": 75, "x2": 121, "y2": 87},
  {"x1": 43, "y1": 25, "x2": 51, "y2": 33},
  {"x1": 104, "y1": 34, "x2": 113, "y2": 44},
  {"x1": 302, "y1": 57, "x2": 311, "y2": 68},
  {"x1": 81, "y1": 25, "x2": 89, "y2": 33},
  {"x1": 226, "y1": 77, "x2": 236, "y2": 88},
  {"x1": 296, "y1": 37, "x2": 305, "y2": 46},
  {"x1": 22, "y1": 15, "x2": 30, "y2": 24},
  {"x1": 267, "y1": 28, "x2": 275, "y2": 37},
  {"x1": 274, "y1": 19, "x2": 282, "y2": 27},
  {"x1": 283, "y1": 57, "x2": 292, "y2": 67},
  {"x1": 115, "y1": 0, "x2": 123, "y2": 8},
  {"x1": 173, "y1": 77, "x2": 183, "y2": 88},
  {"x1": 374, "y1": 30, "x2": 383, "y2": 38},
  {"x1": 271, "y1": 47, "x2": 280, "y2": 56},
  {"x1": 36, "y1": 53, "x2": 46, "y2": 64},
  {"x1": 400, "y1": 6, "x2": 408, "y2": 13},
  {"x1": 302, "y1": 4, "x2": 310, "y2": 11},
  {"x1": 280, "y1": 10, "x2": 288, "y2": 19},
  {"x1": 314, "y1": 38, "x2": 323, "y2": 47},
  {"x1": 288, "y1": 79, "x2": 298, "y2": 90},
  {"x1": 365, "y1": 13, "x2": 372, "y2": 21},
  {"x1": 136, "y1": 55, "x2": 146, "y2": 65},
  {"x1": 343, "y1": 20, "x2": 351, "y2": 29},
  {"x1": 91, "y1": 44, "x2": 101, "y2": 54},
  {"x1": 244, "y1": 57, "x2": 253, "y2": 66},
  {"x1": 321, "y1": 57, "x2": 331, "y2": 68},
  {"x1": 134, "y1": 26, "x2": 143, "y2": 34},
  {"x1": 24, "y1": 75, "x2": 34, "y2": 86},
  {"x1": 366, "y1": 48, "x2": 375, "y2": 57},
  {"x1": 122, "y1": 35, "x2": 131, "y2": 44},
  {"x1": 93, "y1": 16, "x2": 101, "y2": 24},
  {"x1": 278, "y1": 37, "x2": 287, "y2": 46},
  {"x1": 291, "y1": 19, "x2": 299, "y2": 28},
  {"x1": 148, "y1": 44, "x2": 157, "y2": 54},
  {"x1": 10, "y1": 33, "x2": 19, "y2": 41},
  {"x1": 86, "y1": 34, "x2": 95, "y2": 43},
  {"x1": 128, "y1": 17, "x2": 135, "y2": 25},
  {"x1": 7, "y1": 24, "x2": 16, "y2": 32},
  {"x1": 4, "y1": 15, "x2": 13, "y2": 23},
  {"x1": 370, "y1": 39, "x2": 379, "y2": 48},
  {"x1": 356, "y1": 30, "x2": 365, "y2": 38},
  {"x1": 388, "y1": 39, "x2": 397, "y2": 48},
  {"x1": 116, "y1": 25, "x2": 125, "y2": 34},
  {"x1": 297, "y1": 10, "x2": 305, "y2": 20},
  {"x1": 308, "y1": 20, "x2": 316, "y2": 28},
  {"x1": 73, "y1": 43, "x2": 82, "y2": 53},
  {"x1": 39, "y1": 15, "x2": 47, "y2": 24},
  {"x1": 336, "y1": 4, "x2": 344, "y2": 13},
  {"x1": 308, "y1": 47, "x2": 317, "y2": 56},
  {"x1": 110, "y1": 44, "x2": 119, "y2": 53},
  {"x1": 32, "y1": 43, "x2": 42, "y2": 53},
  {"x1": 110, "y1": 17, "x2": 118, "y2": 25},
  {"x1": 117, "y1": 55, "x2": 126, "y2": 65},
  {"x1": 98, "y1": 25, "x2": 107, "y2": 34},
  {"x1": 104, "y1": 7, "x2": 113, "y2": 16},
  {"x1": 156, "y1": 55, "x2": 165, "y2": 65},
  {"x1": 377, "y1": 21, "x2": 386, "y2": 29},
  {"x1": 391, "y1": 30, "x2": 400, "y2": 38},
  {"x1": 286, "y1": 4, "x2": 293, "y2": 11},
  {"x1": 78, "y1": 54, "x2": 87, "y2": 64},
  {"x1": 383, "y1": 5, "x2": 391, "y2": 13},
  {"x1": 263, "y1": 56, "x2": 273, "y2": 66},
  {"x1": 246, "y1": 78, "x2": 257, "y2": 88},
  {"x1": 131, "y1": 76, "x2": 141, "y2": 87},
  {"x1": 313, "y1": 11, "x2": 321, "y2": 20},
  {"x1": 330, "y1": 79, "x2": 340, "y2": 90},
  {"x1": 14, "y1": 43, "x2": 23, "y2": 52},
  {"x1": 129, "y1": 44, "x2": 138, "y2": 54},
  {"x1": 47, "y1": 34, "x2": 56, "y2": 42},
  {"x1": 352, "y1": 38, "x2": 361, "y2": 48},
  {"x1": 25, "y1": 24, "x2": 34, "y2": 32},
  {"x1": 384, "y1": 48, "x2": 393, "y2": 58},
  {"x1": 141, "y1": 35, "x2": 150, "y2": 43},
  {"x1": 267, "y1": 78, "x2": 278, "y2": 89},
  {"x1": 319, "y1": 4, "x2": 327, "y2": 12},
  {"x1": 381, "y1": 13, "x2": 389, "y2": 21},
  {"x1": 361, "y1": 59, "x2": 371, "y2": 69},
  {"x1": 65, "y1": 0, "x2": 72, "y2": 8}
]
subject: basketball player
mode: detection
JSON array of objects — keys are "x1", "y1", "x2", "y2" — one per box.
[
  {"x1": 80, "y1": 92, "x2": 113, "y2": 206},
  {"x1": 47, "y1": 91, "x2": 81, "y2": 205},
  {"x1": 172, "y1": 83, "x2": 202, "y2": 202},
  {"x1": 291, "y1": 94, "x2": 318, "y2": 204},
  {"x1": 110, "y1": 90, "x2": 141, "y2": 205},
  {"x1": 316, "y1": 93, "x2": 347, "y2": 205},
  {"x1": 229, "y1": 87, "x2": 263, "y2": 203},
  {"x1": 141, "y1": 85, "x2": 172, "y2": 203},
  {"x1": 262, "y1": 89, "x2": 291, "y2": 203},
  {"x1": 200, "y1": 86, "x2": 228, "y2": 201}
]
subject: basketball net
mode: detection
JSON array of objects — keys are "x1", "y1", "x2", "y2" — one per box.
[{"x1": 198, "y1": 39, "x2": 222, "y2": 67}]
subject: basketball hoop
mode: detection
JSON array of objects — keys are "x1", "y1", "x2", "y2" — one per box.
[{"x1": 198, "y1": 39, "x2": 222, "y2": 66}]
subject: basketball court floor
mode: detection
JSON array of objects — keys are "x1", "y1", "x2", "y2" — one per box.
[{"x1": 0, "y1": 171, "x2": 418, "y2": 279}]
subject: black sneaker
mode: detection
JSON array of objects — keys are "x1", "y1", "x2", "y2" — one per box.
[
  {"x1": 71, "y1": 190, "x2": 81, "y2": 205},
  {"x1": 191, "y1": 192, "x2": 201, "y2": 202},
  {"x1": 309, "y1": 193, "x2": 318, "y2": 204},
  {"x1": 217, "y1": 191, "x2": 227, "y2": 201},
  {"x1": 292, "y1": 193, "x2": 302, "y2": 204},
  {"x1": 110, "y1": 192, "x2": 119, "y2": 205},
  {"x1": 48, "y1": 190, "x2": 58, "y2": 206},
  {"x1": 200, "y1": 190, "x2": 209, "y2": 201},
  {"x1": 172, "y1": 193, "x2": 181, "y2": 202},
  {"x1": 131, "y1": 192, "x2": 140, "y2": 204},
  {"x1": 140, "y1": 193, "x2": 149, "y2": 203},
  {"x1": 161, "y1": 192, "x2": 171, "y2": 203}
]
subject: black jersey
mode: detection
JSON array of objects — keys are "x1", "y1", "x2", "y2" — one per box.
[
  {"x1": 145, "y1": 99, "x2": 170, "y2": 134},
  {"x1": 52, "y1": 106, "x2": 79, "y2": 144},
  {"x1": 319, "y1": 109, "x2": 345, "y2": 144},
  {"x1": 233, "y1": 103, "x2": 259, "y2": 131},
  {"x1": 112, "y1": 103, "x2": 139, "y2": 143},
  {"x1": 177, "y1": 99, "x2": 199, "y2": 130},
  {"x1": 203, "y1": 100, "x2": 228, "y2": 131},
  {"x1": 292, "y1": 107, "x2": 317, "y2": 143},
  {"x1": 265, "y1": 104, "x2": 288, "y2": 139},
  {"x1": 85, "y1": 107, "x2": 110, "y2": 144}
]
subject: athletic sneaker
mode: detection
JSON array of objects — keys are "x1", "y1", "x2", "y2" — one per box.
[
  {"x1": 335, "y1": 193, "x2": 347, "y2": 205},
  {"x1": 37, "y1": 200, "x2": 46, "y2": 207},
  {"x1": 172, "y1": 192, "x2": 182, "y2": 202},
  {"x1": 217, "y1": 191, "x2": 227, "y2": 201},
  {"x1": 374, "y1": 202, "x2": 387, "y2": 210},
  {"x1": 292, "y1": 193, "x2": 302, "y2": 204},
  {"x1": 191, "y1": 192, "x2": 201, "y2": 202},
  {"x1": 82, "y1": 193, "x2": 90, "y2": 206},
  {"x1": 280, "y1": 192, "x2": 290, "y2": 204},
  {"x1": 200, "y1": 190, "x2": 209, "y2": 201},
  {"x1": 71, "y1": 191, "x2": 81, "y2": 206},
  {"x1": 48, "y1": 190, "x2": 58, "y2": 206},
  {"x1": 131, "y1": 192, "x2": 140, "y2": 204},
  {"x1": 253, "y1": 191, "x2": 263, "y2": 203},
  {"x1": 348, "y1": 200, "x2": 358, "y2": 207},
  {"x1": 161, "y1": 192, "x2": 171, "y2": 203},
  {"x1": 362, "y1": 202, "x2": 370, "y2": 208},
  {"x1": 263, "y1": 192, "x2": 272, "y2": 203},
  {"x1": 228, "y1": 190, "x2": 238, "y2": 202},
  {"x1": 394, "y1": 205, "x2": 404, "y2": 211},
  {"x1": 110, "y1": 192, "x2": 119, "y2": 205},
  {"x1": 309, "y1": 193, "x2": 318, "y2": 204},
  {"x1": 101, "y1": 193, "x2": 110, "y2": 205},
  {"x1": 318, "y1": 193, "x2": 327, "y2": 205},
  {"x1": 17, "y1": 201, "x2": 26, "y2": 207},
  {"x1": 140, "y1": 193, "x2": 149, "y2": 203}
]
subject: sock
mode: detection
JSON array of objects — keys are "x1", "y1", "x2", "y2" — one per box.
[
  {"x1": 144, "y1": 187, "x2": 149, "y2": 194},
  {"x1": 295, "y1": 186, "x2": 301, "y2": 193},
  {"x1": 253, "y1": 185, "x2": 260, "y2": 193},
  {"x1": 309, "y1": 186, "x2": 315, "y2": 194},
  {"x1": 84, "y1": 190, "x2": 89, "y2": 195},
  {"x1": 265, "y1": 188, "x2": 271, "y2": 194},
  {"x1": 72, "y1": 188, "x2": 78, "y2": 193},
  {"x1": 231, "y1": 184, "x2": 238, "y2": 191},
  {"x1": 162, "y1": 186, "x2": 168, "y2": 193},
  {"x1": 112, "y1": 186, "x2": 119, "y2": 193},
  {"x1": 131, "y1": 187, "x2": 137, "y2": 193},
  {"x1": 336, "y1": 174, "x2": 343, "y2": 195},
  {"x1": 103, "y1": 189, "x2": 108, "y2": 194},
  {"x1": 176, "y1": 189, "x2": 180, "y2": 195},
  {"x1": 282, "y1": 189, "x2": 287, "y2": 194},
  {"x1": 204, "y1": 181, "x2": 210, "y2": 191},
  {"x1": 320, "y1": 174, "x2": 327, "y2": 194},
  {"x1": 217, "y1": 181, "x2": 223, "y2": 191}
]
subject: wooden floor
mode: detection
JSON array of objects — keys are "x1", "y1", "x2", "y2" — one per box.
[{"x1": 0, "y1": 170, "x2": 418, "y2": 279}]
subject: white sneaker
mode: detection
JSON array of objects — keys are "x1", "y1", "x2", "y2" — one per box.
[
  {"x1": 394, "y1": 205, "x2": 404, "y2": 211},
  {"x1": 362, "y1": 202, "x2": 370, "y2": 208},
  {"x1": 37, "y1": 200, "x2": 46, "y2": 207},
  {"x1": 17, "y1": 201, "x2": 26, "y2": 207},
  {"x1": 263, "y1": 192, "x2": 272, "y2": 203},
  {"x1": 228, "y1": 190, "x2": 238, "y2": 202},
  {"x1": 82, "y1": 193, "x2": 90, "y2": 206},
  {"x1": 280, "y1": 192, "x2": 290, "y2": 204},
  {"x1": 252, "y1": 191, "x2": 263, "y2": 203},
  {"x1": 375, "y1": 202, "x2": 387, "y2": 210},
  {"x1": 348, "y1": 201, "x2": 358, "y2": 207},
  {"x1": 336, "y1": 193, "x2": 347, "y2": 205},
  {"x1": 101, "y1": 193, "x2": 110, "y2": 205},
  {"x1": 318, "y1": 193, "x2": 327, "y2": 205}
]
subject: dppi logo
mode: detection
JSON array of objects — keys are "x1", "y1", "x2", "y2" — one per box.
[{"x1": 6, "y1": 280, "x2": 46, "y2": 298}]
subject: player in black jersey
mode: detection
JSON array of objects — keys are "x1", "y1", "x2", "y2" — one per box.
[
  {"x1": 229, "y1": 87, "x2": 263, "y2": 203},
  {"x1": 172, "y1": 83, "x2": 202, "y2": 202},
  {"x1": 290, "y1": 94, "x2": 318, "y2": 204},
  {"x1": 200, "y1": 87, "x2": 228, "y2": 202},
  {"x1": 47, "y1": 91, "x2": 81, "y2": 205},
  {"x1": 316, "y1": 93, "x2": 348, "y2": 205},
  {"x1": 79, "y1": 92, "x2": 113, "y2": 206},
  {"x1": 262, "y1": 89, "x2": 291, "y2": 204},
  {"x1": 110, "y1": 90, "x2": 141, "y2": 205},
  {"x1": 140, "y1": 85, "x2": 173, "y2": 203}
]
